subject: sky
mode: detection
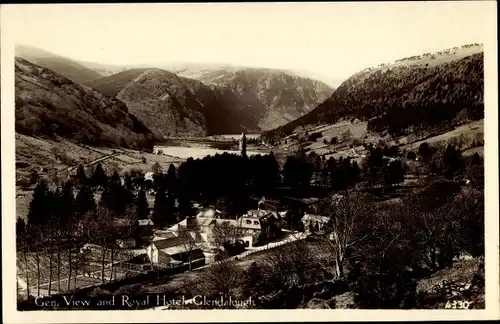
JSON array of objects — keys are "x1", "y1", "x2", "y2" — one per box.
[{"x1": 2, "y1": 2, "x2": 496, "y2": 86}]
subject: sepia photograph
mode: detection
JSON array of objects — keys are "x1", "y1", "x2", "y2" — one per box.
[{"x1": 1, "y1": 1, "x2": 498, "y2": 322}]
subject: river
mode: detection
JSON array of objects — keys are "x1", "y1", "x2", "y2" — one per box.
[{"x1": 206, "y1": 133, "x2": 261, "y2": 140}]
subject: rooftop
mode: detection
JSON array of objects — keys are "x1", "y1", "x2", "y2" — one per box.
[
  {"x1": 152, "y1": 236, "x2": 184, "y2": 250},
  {"x1": 138, "y1": 219, "x2": 154, "y2": 226},
  {"x1": 301, "y1": 214, "x2": 330, "y2": 223}
]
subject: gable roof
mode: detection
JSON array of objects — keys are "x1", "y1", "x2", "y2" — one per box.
[
  {"x1": 153, "y1": 231, "x2": 177, "y2": 241},
  {"x1": 162, "y1": 245, "x2": 204, "y2": 258},
  {"x1": 301, "y1": 214, "x2": 330, "y2": 223},
  {"x1": 152, "y1": 236, "x2": 184, "y2": 249}
]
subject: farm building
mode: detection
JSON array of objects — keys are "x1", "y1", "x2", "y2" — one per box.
[
  {"x1": 146, "y1": 236, "x2": 205, "y2": 267},
  {"x1": 236, "y1": 209, "x2": 281, "y2": 246},
  {"x1": 301, "y1": 214, "x2": 331, "y2": 234}
]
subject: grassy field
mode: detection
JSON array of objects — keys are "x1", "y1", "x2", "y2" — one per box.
[
  {"x1": 400, "y1": 120, "x2": 484, "y2": 152},
  {"x1": 277, "y1": 119, "x2": 483, "y2": 163},
  {"x1": 15, "y1": 134, "x2": 186, "y2": 220},
  {"x1": 15, "y1": 133, "x2": 184, "y2": 181}
]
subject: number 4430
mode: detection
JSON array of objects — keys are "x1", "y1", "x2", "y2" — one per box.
[{"x1": 445, "y1": 300, "x2": 472, "y2": 309}]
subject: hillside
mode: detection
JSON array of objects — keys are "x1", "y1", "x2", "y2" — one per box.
[
  {"x1": 87, "y1": 68, "x2": 258, "y2": 137},
  {"x1": 15, "y1": 45, "x2": 334, "y2": 132},
  {"x1": 15, "y1": 44, "x2": 103, "y2": 84},
  {"x1": 15, "y1": 57, "x2": 154, "y2": 150},
  {"x1": 264, "y1": 44, "x2": 484, "y2": 140},
  {"x1": 172, "y1": 66, "x2": 334, "y2": 130}
]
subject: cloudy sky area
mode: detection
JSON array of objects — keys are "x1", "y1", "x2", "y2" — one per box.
[{"x1": 4, "y1": 2, "x2": 495, "y2": 86}]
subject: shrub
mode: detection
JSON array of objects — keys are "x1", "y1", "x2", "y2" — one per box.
[
  {"x1": 308, "y1": 132, "x2": 322, "y2": 142},
  {"x1": 352, "y1": 138, "x2": 362, "y2": 147},
  {"x1": 418, "y1": 142, "x2": 434, "y2": 159},
  {"x1": 18, "y1": 178, "x2": 30, "y2": 190},
  {"x1": 330, "y1": 137, "x2": 338, "y2": 145},
  {"x1": 59, "y1": 152, "x2": 76, "y2": 166},
  {"x1": 353, "y1": 273, "x2": 417, "y2": 309},
  {"x1": 341, "y1": 129, "x2": 352, "y2": 142},
  {"x1": 89, "y1": 287, "x2": 111, "y2": 298},
  {"x1": 152, "y1": 162, "x2": 162, "y2": 174},
  {"x1": 407, "y1": 151, "x2": 417, "y2": 160},
  {"x1": 29, "y1": 171, "x2": 40, "y2": 185}
]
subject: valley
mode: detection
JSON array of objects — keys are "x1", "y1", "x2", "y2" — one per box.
[{"x1": 13, "y1": 41, "x2": 486, "y2": 311}]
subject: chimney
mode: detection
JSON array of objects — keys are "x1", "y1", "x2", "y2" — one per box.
[{"x1": 258, "y1": 196, "x2": 265, "y2": 212}]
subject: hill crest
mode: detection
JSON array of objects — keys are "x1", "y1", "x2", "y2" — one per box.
[
  {"x1": 264, "y1": 44, "x2": 484, "y2": 141},
  {"x1": 15, "y1": 57, "x2": 154, "y2": 150}
]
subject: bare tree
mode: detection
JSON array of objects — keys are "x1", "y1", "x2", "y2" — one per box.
[
  {"x1": 83, "y1": 207, "x2": 117, "y2": 283},
  {"x1": 212, "y1": 221, "x2": 242, "y2": 253},
  {"x1": 17, "y1": 227, "x2": 31, "y2": 298},
  {"x1": 341, "y1": 129, "x2": 352, "y2": 143},
  {"x1": 25, "y1": 226, "x2": 47, "y2": 297},
  {"x1": 44, "y1": 224, "x2": 58, "y2": 296},
  {"x1": 47, "y1": 169, "x2": 63, "y2": 187},
  {"x1": 318, "y1": 192, "x2": 377, "y2": 279},
  {"x1": 55, "y1": 227, "x2": 63, "y2": 293},
  {"x1": 178, "y1": 225, "x2": 201, "y2": 271},
  {"x1": 204, "y1": 260, "x2": 244, "y2": 301}
]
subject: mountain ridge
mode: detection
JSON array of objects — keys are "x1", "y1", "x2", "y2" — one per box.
[
  {"x1": 263, "y1": 44, "x2": 484, "y2": 141},
  {"x1": 87, "y1": 68, "x2": 257, "y2": 137},
  {"x1": 176, "y1": 67, "x2": 334, "y2": 130},
  {"x1": 15, "y1": 57, "x2": 154, "y2": 150},
  {"x1": 15, "y1": 44, "x2": 104, "y2": 84},
  {"x1": 16, "y1": 44, "x2": 334, "y2": 135}
]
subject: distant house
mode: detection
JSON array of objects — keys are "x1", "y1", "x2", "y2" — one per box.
[
  {"x1": 116, "y1": 238, "x2": 136, "y2": 249},
  {"x1": 236, "y1": 209, "x2": 281, "y2": 247},
  {"x1": 167, "y1": 214, "x2": 236, "y2": 249},
  {"x1": 301, "y1": 214, "x2": 330, "y2": 234},
  {"x1": 113, "y1": 218, "x2": 135, "y2": 228},
  {"x1": 144, "y1": 172, "x2": 155, "y2": 182},
  {"x1": 138, "y1": 219, "x2": 154, "y2": 227},
  {"x1": 196, "y1": 207, "x2": 223, "y2": 219}
]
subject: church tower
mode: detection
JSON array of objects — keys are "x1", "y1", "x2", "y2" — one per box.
[{"x1": 239, "y1": 131, "x2": 247, "y2": 158}]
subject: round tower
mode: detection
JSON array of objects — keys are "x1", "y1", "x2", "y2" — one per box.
[{"x1": 239, "y1": 131, "x2": 247, "y2": 157}]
